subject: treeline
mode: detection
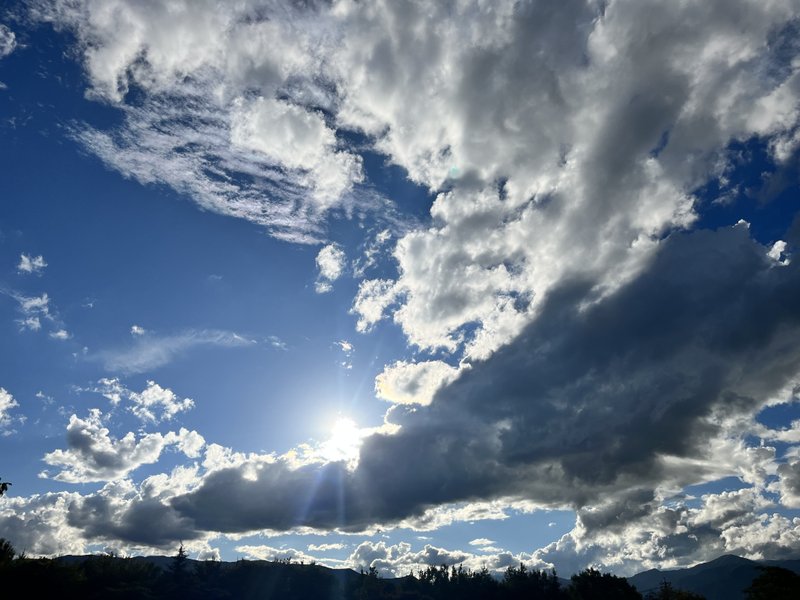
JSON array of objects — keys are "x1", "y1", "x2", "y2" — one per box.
[{"x1": 2, "y1": 537, "x2": 796, "y2": 599}]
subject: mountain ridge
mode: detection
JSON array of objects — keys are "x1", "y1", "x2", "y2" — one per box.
[{"x1": 627, "y1": 554, "x2": 800, "y2": 599}]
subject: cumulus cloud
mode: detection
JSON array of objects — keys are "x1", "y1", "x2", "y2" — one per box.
[
  {"x1": 94, "y1": 329, "x2": 255, "y2": 374},
  {"x1": 41, "y1": 409, "x2": 205, "y2": 483},
  {"x1": 66, "y1": 470, "x2": 208, "y2": 548},
  {"x1": 130, "y1": 324, "x2": 146, "y2": 336},
  {"x1": 0, "y1": 492, "x2": 88, "y2": 556},
  {"x1": 236, "y1": 544, "x2": 321, "y2": 564},
  {"x1": 17, "y1": 253, "x2": 47, "y2": 274},
  {"x1": 348, "y1": 540, "x2": 527, "y2": 577},
  {"x1": 0, "y1": 473, "x2": 220, "y2": 556},
  {"x1": 531, "y1": 485, "x2": 800, "y2": 576},
  {"x1": 49, "y1": 328, "x2": 71, "y2": 340},
  {"x1": 315, "y1": 243, "x2": 346, "y2": 293},
  {"x1": 92, "y1": 378, "x2": 195, "y2": 423},
  {"x1": 777, "y1": 460, "x2": 800, "y2": 508},
  {"x1": 344, "y1": 0, "x2": 800, "y2": 359}
]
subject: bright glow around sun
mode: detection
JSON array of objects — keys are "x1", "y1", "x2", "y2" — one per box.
[{"x1": 319, "y1": 417, "x2": 364, "y2": 465}]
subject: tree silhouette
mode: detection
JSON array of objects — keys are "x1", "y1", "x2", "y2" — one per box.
[
  {"x1": 568, "y1": 568, "x2": 642, "y2": 599},
  {"x1": 503, "y1": 563, "x2": 567, "y2": 599},
  {"x1": 169, "y1": 544, "x2": 189, "y2": 580},
  {"x1": 644, "y1": 580, "x2": 705, "y2": 599},
  {"x1": 0, "y1": 538, "x2": 15, "y2": 566},
  {"x1": 744, "y1": 566, "x2": 800, "y2": 600}
]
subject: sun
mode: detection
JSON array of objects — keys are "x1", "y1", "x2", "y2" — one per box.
[{"x1": 319, "y1": 417, "x2": 364, "y2": 464}]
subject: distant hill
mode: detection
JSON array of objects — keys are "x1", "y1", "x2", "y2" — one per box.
[
  {"x1": 56, "y1": 553, "x2": 363, "y2": 585},
  {"x1": 627, "y1": 554, "x2": 800, "y2": 600},
  {"x1": 45, "y1": 551, "x2": 800, "y2": 599}
]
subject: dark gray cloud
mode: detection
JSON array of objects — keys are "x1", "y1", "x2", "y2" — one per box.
[
  {"x1": 67, "y1": 494, "x2": 200, "y2": 547},
  {"x1": 168, "y1": 224, "x2": 800, "y2": 534}
]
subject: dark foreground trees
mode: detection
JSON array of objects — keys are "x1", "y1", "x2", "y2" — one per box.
[
  {"x1": 567, "y1": 568, "x2": 642, "y2": 600},
  {"x1": 644, "y1": 580, "x2": 706, "y2": 600},
  {"x1": 744, "y1": 566, "x2": 800, "y2": 600},
  {"x1": 0, "y1": 538, "x2": 709, "y2": 600}
]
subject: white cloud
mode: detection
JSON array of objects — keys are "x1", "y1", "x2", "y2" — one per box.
[
  {"x1": 41, "y1": 409, "x2": 205, "y2": 483},
  {"x1": 36, "y1": 390, "x2": 55, "y2": 405},
  {"x1": 530, "y1": 484, "x2": 800, "y2": 576},
  {"x1": 315, "y1": 243, "x2": 346, "y2": 293},
  {"x1": 17, "y1": 253, "x2": 47, "y2": 274},
  {"x1": 375, "y1": 360, "x2": 461, "y2": 406},
  {"x1": 0, "y1": 290, "x2": 62, "y2": 333},
  {"x1": 230, "y1": 97, "x2": 362, "y2": 209},
  {"x1": 777, "y1": 460, "x2": 800, "y2": 508},
  {"x1": 0, "y1": 492, "x2": 88, "y2": 556},
  {"x1": 347, "y1": 540, "x2": 527, "y2": 578},
  {"x1": 18, "y1": 316, "x2": 41, "y2": 331},
  {"x1": 469, "y1": 538, "x2": 496, "y2": 547},
  {"x1": 0, "y1": 24, "x2": 15, "y2": 59},
  {"x1": 92, "y1": 378, "x2": 195, "y2": 423},
  {"x1": 266, "y1": 335, "x2": 287, "y2": 350},
  {"x1": 95, "y1": 329, "x2": 255, "y2": 374},
  {"x1": 353, "y1": 229, "x2": 393, "y2": 278},
  {"x1": 236, "y1": 544, "x2": 320, "y2": 564},
  {"x1": 308, "y1": 542, "x2": 346, "y2": 552},
  {"x1": 33, "y1": 0, "x2": 369, "y2": 243},
  {"x1": 0, "y1": 387, "x2": 20, "y2": 431},
  {"x1": 352, "y1": 279, "x2": 398, "y2": 332},
  {"x1": 0, "y1": 288, "x2": 70, "y2": 338},
  {"x1": 340, "y1": 0, "x2": 800, "y2": 360},
  {"x1": 19, "y1": 292, "x2": 49, "y2": 313},
  {"x1": 130, "y1": 324, "x2": 146, "y2": 336},
  {"x1": 768, "y1": 240, "x2": 790, "y2": 264}
]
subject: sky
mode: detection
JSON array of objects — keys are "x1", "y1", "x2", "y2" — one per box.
[{"x1": 1, "y1": 0, "x2": 800, "y2": 578}]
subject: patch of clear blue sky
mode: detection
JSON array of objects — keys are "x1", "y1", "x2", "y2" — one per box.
[{"x1": 692, "y1": 137, "x2": 800, "y2": 245}]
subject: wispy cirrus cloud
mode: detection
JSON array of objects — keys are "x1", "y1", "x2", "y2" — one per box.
[
  {"x1": 31, "y1": 1, "x2": 375, "y2": 244},
  {"x1": 0, "y1": 288, "x2": 69, "y2": 337},
  {"x1": 94, "y1": 329, "x2": 257, "y2": 374}
]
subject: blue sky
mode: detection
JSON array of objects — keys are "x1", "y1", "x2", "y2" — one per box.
[{"x1": 2, "y1": 0, "x2": 800, "y2": 577}]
